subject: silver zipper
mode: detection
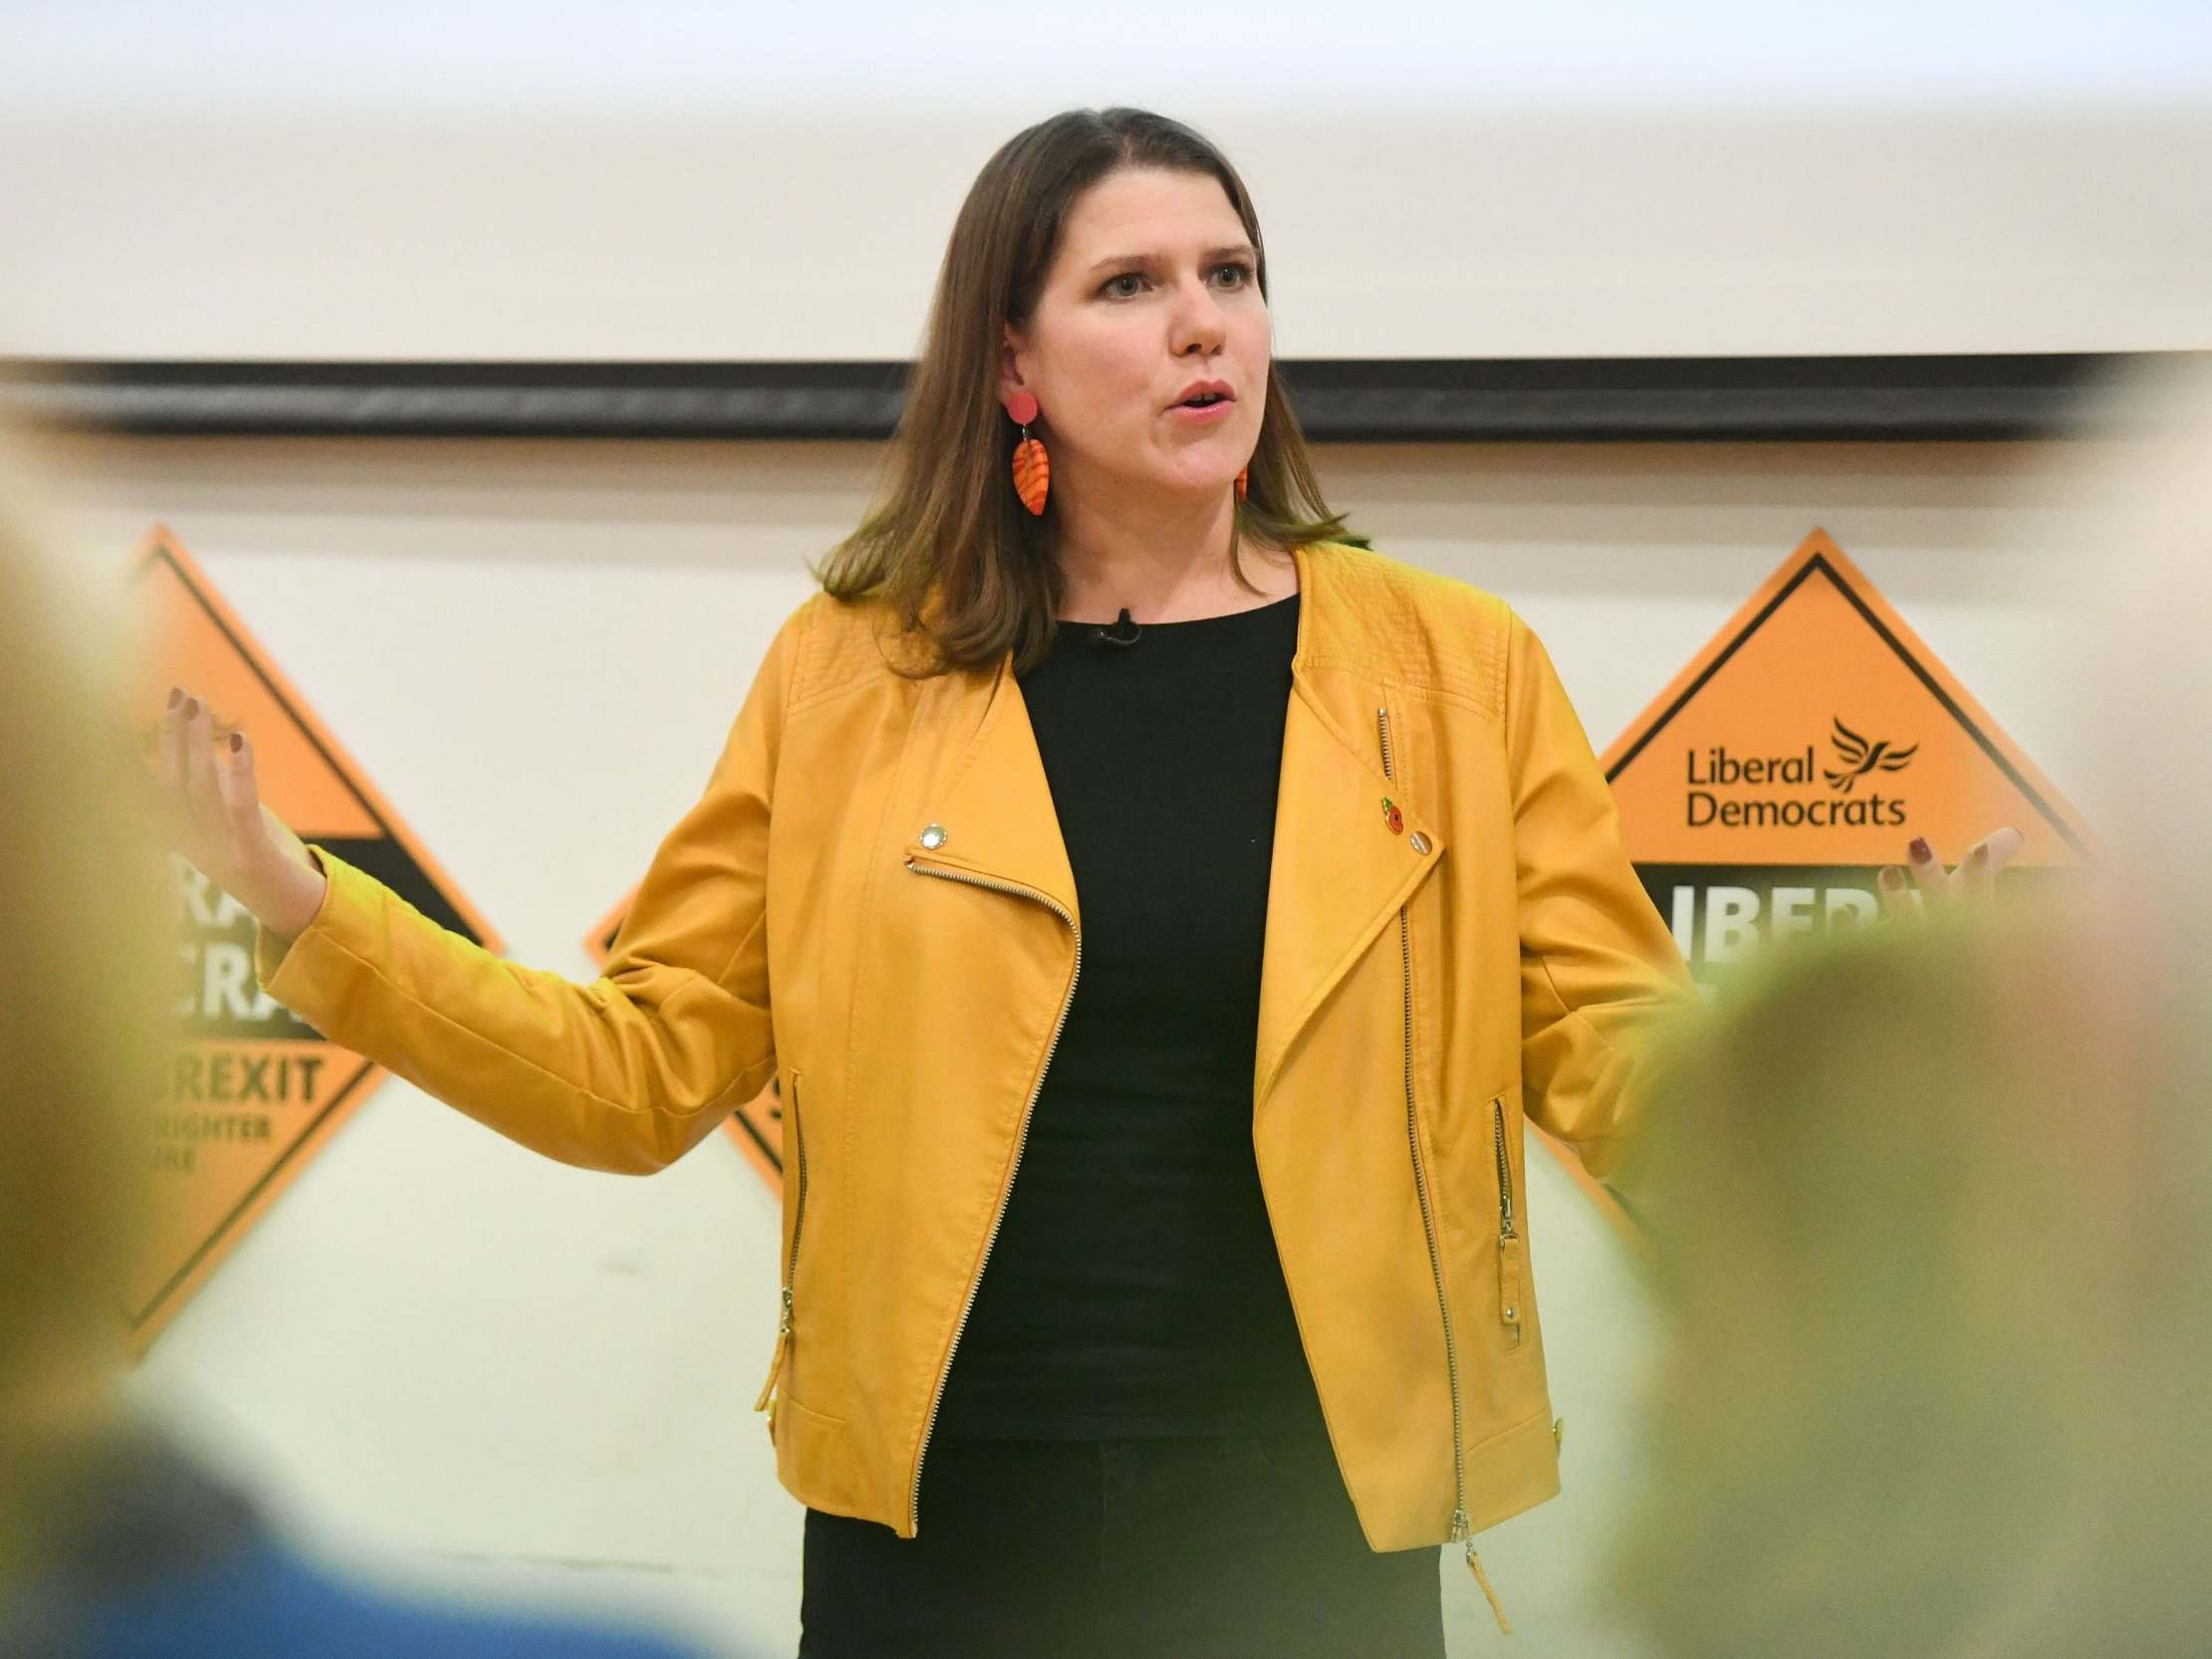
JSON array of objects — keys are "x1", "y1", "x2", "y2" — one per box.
[
  {"x1": 1378, "y1": 706, "x2": 1472, "y2": 1543},
  {"x1": 1492, "y1": 1098, "x2": 1517, "y2": 1244},
  {"x1": 782, "y1": 1074, "x2": 810, "y2": 1335},
  {"x1": 901, "y1": 856, "x2": 1082, "y2": 1535},
  {"x1": 753, "y1": 1071, "x2": 811, "y2": 1415},
  {"x1": 1493, "y1": 1096, "x2": 1523, "y2": 1341}
]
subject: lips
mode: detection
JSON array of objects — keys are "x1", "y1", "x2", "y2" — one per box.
[{"x1": 1171, "y1": 379, "x2": 1235, "y2": 409}]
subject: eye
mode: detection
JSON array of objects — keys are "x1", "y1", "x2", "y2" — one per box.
[
  {"x1": 1100, "y1": 272, "x2": 1146, "y2": 300},
  {"x1": 1210, "y1": 260, "x2": 1255, "y2": 289}
]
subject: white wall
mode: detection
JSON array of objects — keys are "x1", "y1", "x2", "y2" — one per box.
[
  {"x1": 25, "y1": 425, "x2": 2102, "y2": 1657},
  {"x1": 7, "y1": 11, "x2": 2178, "y2": 1648},
  {"x1": 5, "y1": 3, "x2": 2210, "y2": 359}
]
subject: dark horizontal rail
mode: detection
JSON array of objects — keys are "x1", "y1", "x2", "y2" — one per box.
[{"x1": 2, "y1": 353, "x2": 2191, "y2": 442}]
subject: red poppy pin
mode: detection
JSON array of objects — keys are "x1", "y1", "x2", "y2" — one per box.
[{"x1": 1380, "y1": 797, "x2": 1404, "y2": 834}]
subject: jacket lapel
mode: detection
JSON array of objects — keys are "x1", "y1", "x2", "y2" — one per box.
[
  {"x1": 902, "y1": 656, "x2": 1079, "y2": 922},
  {"x1": 1254, "y1": 666, "x2": 1446, "y2": 1107},
  {"x1": 901, "y1": 543, "x2": 1444, "y2": 1101}
]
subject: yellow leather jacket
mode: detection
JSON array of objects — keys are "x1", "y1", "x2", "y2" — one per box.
[{"x1": 255, "y1": 539, "x2": 1688, "y2": 1570}]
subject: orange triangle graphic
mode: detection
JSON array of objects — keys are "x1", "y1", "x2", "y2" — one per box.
[
  {"x1": 586, "y1": 888, "x2": 783, "y2": 1191},
  {"x1": 128, "y1": 526, "x2": 503, "y2": 1348},
  {"x1": 1601, "y1": 529, "x2": 2092, "y2": 982}
]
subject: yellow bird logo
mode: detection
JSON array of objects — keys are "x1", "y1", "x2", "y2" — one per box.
[{"x1": 1824, "y1": 717, "x2": 1917, "y2": 793}]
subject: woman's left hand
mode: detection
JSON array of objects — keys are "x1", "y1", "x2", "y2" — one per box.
[{"x1": 1876, "y1": 828, "x2": 2027, "y2": 916}]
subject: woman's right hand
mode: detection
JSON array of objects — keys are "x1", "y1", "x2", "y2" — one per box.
[
  {"x1": 152, "y1": 686, "x2": 328, "y2": 939},
  {"x1": 1875, "y1": 828, "x2": 2027, "y2": 917}
]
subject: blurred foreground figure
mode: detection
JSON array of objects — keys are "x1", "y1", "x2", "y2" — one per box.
[
  {"x1": 1610, "y1": 909, "x2": 2210, "y2": 1658},
  {"x1": 0, "y1": 452, "x2": 704, "y2": 1659},
  {"x1": 1608, "y1": 362, "x2": 2212, "y2": 1658}
]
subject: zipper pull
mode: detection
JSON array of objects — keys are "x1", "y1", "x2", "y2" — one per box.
[
  {"x1": 1450, "y1": 1510, "x2": 1513, "y2": 1634},
  {"x1": 752, "y1": 1286, "x2": 793, "y2": 1413},
  {"x1": 1465, "y1": 1541, "x2": 1514, "y2": 1636},
  {"x1": 1496, "y1": 1232, "x2": 1525, "y2": 1341}
]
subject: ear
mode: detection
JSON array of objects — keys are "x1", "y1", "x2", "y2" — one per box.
[{"x1": 997, "y1": 324, "x2": 1029, "y2": 405}]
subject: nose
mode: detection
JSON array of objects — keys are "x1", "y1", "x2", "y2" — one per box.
[{"x1": 1167, "y1": 274, "x2": 1228, "y2": 358}]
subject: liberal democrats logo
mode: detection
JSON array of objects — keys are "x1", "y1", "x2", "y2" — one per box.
[
  {"x1": 1684, "y1": 715, "x2": 1917, "y2": 829},
  {"x1": 1822, "y1": 717, "x2": 1917, "y2": 794}
]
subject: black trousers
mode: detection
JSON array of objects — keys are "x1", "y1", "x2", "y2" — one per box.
[{"x1": 798, "y1": 1432, "x2": 1446, "y2": 1659}]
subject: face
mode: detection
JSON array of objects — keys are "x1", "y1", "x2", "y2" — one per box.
[{"x1": 1001, "y1": 166, "x2": 1269, "y2": 505}]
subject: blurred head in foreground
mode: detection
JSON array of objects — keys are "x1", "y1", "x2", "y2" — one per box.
[
  {"x1": 0, "y1": 441, "x2": 170, "y2": 1578},
  {"x1": 0, "y1": 440, "x2": 707, "y2": 1657},
  {"x1": 1607, "y1": 362, "x2": 2212, "y2": 1657},
  {"x1": 1611, "y1": 908, "x2": 2208, "y2": 1657}
]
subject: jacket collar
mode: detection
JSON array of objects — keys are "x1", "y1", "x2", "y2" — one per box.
[{"x1": 902, "y1": 542, "x2": 1447, "y2": 1103}]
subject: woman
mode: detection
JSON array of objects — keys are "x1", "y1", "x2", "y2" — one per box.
[{"x1": 155, "y1": 109, "x2": 1695, "y2": 1656}]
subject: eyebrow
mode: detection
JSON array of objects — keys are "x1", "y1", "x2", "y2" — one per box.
[{"x1": 1084, "y1": 243, "x2": 1259, "y2": 276}]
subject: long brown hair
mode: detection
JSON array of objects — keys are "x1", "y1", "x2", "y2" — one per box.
[{"x1": 817, "y1": 107, "x2": 1356, "y2": 678}]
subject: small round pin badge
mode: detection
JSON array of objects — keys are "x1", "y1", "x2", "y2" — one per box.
[{"x1": 1380, "y1": 797, "x2": 1404, "y2": 834}]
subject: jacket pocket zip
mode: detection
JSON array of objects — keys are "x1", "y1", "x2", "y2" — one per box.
[
  {"x1": 901, "y1": 857, "x2": 1082, "y2": 1536},
  {"x1": 1493, "y1": 1097, "x2": 1524, "y2": 1346},
  {"x1": 753, "y1": 1070, "x2": 810, "y2": 1414}
]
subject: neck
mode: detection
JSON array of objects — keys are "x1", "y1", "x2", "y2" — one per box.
[{"x1": 1052, "y1": 479, "x2": 1285, "y2": 622}]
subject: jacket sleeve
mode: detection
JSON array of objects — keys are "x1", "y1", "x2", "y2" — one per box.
[
  {"x1": 1503, "y1": 610, "x2": 1693, "y2": 1183},
  {"x1": 251, "y1": 600, "x2": 807, "y2": 1174}
]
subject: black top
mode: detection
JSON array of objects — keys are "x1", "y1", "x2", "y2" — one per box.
[{"x1": 934, "y1": 591, "x2": 1327, "y2": 1440}]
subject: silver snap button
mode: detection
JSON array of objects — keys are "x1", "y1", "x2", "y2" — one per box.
[
  {"x1": 1408, "y1": 830, "x2": 1432, "y2": 855},
  {"x1": 918, "y1": 823, "x2": 947, "y2": 850}
]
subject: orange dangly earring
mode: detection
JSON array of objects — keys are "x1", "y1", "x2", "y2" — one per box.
[
  {"x1": 1005, "y1": 389, "x2": 1049, "y2": 516},
  {"x1": 1235, "y1": 466, "x2": 1249, "y2": 503}
]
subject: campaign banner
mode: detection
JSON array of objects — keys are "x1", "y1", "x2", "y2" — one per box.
[
  {"x1": 130, "y1": 527, "x2": 501, "y2": 1347},
  {"x1": 585, "y1": 892, "x2": 784, "y2": 1191},
  {"x1": 1602, "y1": 529, "x2": 2091, "y2": 990}
]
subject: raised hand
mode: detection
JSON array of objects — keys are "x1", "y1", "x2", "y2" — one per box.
[
  {"x1": 149, "y1": 686, "x2": 328, "y2": 939},
  {"x1": 1875, "y1": 828, "x2": 2027, "y2": 918}
]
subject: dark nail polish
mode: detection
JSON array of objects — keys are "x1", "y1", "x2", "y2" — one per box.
[
  {"x1": 1908, "y1": 837, "x2": 1931, "y2": 862},
  {"x1": 229, "y1": 731, "x2": 243, "y2": 754},
  {"x1": 1878, "y1": 866, "x2": 1904, "y2": 889},
  {"x1": 1968, "y1": 844, "x2": 1988, "y2": 866},
  {"x1": 182, "y1": 698, "x2": 198, "y2": 719},
  {"x1": 167, "y1": 688, "x2": 182, "y2": 709}
]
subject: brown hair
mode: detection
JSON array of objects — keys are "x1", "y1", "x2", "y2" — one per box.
[{"x1": 817, "y1": 107, "x2": 1356, "y2": 677}]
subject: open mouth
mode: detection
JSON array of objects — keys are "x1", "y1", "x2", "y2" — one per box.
[
  {"x1": 1172, "y1": 379, "x2": 1235, "y2": 411},
  {"x1": 1172, "y1": 389, "x2": 1235, "y2": 413}
]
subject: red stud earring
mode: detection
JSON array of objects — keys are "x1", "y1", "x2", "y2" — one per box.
[
  {"x1": 1005, "y1": 390, "x2": 1048, "y2": 515},
  {"x1": 1235, "y1": 466, "x2": 1249, "y2": 503}
]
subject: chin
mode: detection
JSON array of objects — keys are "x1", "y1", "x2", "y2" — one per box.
[
  {"x1": 1163, "y1": 472, "x2": 1239, "y2": 499},
  {"x1": 1153, "y1": 456, "x2": 1243, "y2": 495}
]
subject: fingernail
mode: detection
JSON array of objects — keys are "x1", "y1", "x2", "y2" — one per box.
[
  {"x1": 1878, "y1": 866, "x2": 1904, "y2": 890},
  {"x1": 1908, "y1": 837, "x2": 1931, "y2": 862},
  {"x1": 229, "y1": 731, "x2": 243, "y2": 754},
  {"x1": 182, "y1": 697, "x2": 198, "y2": 719},
  {"x1": 1969, "y1": 844, "x2": 1988, "y2": 866},
  {"x1": 166, "y1": 687, "x2": 181, "y2": 709}
]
